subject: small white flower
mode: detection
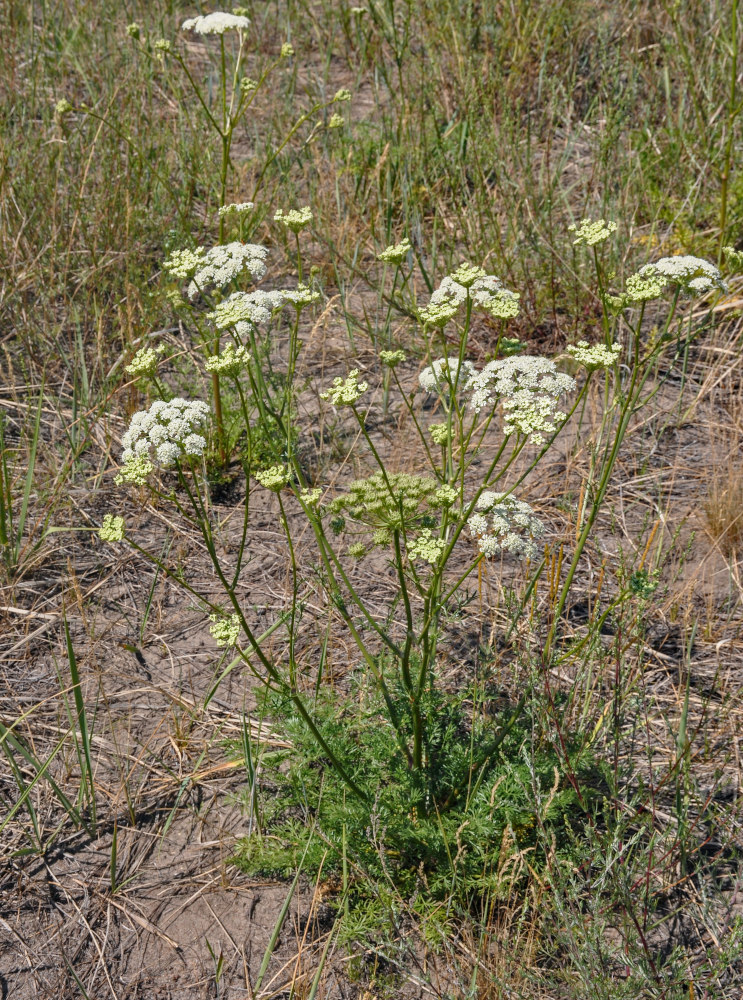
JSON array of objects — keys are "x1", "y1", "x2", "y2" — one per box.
[
  {"x1": 164, "y1": 247, "x2": 207, "y2": 279},
  {"x1": 182, "y1": 13, "x2": 250, "y2": 35},
  {"x1": 419, "y1": 357, "x2": 476, "y2": 395},
  {"x1": 274, "y1": 206, "x2": 312, "y2": 233},
  {"x1": 379, "y1": 349, "x2": 406, "y2": 367},
  {"x1": 299, "y1": 486, "x2": 323, "y2": 506},
  {"x1": 120, "y1": 398, "x2": 209, "y2": 470},
  {"x1": 218, "y1": 201, "x2": 254, "y2": 218},
  {"x1": 468, "y1": 491, "x2": 544, "y2": 560},
  {"x1": 187, "y1": 242, "x2": 269, "y2": 298},
  {"x1": 637, "y1": 255, "x2": 726, "y2": 295},
  {"x1": 321, "y1": 369, "x2": 368, "y2": 406},
  {"x1": 125, "y1": 344, "x2": 166, "y2": 378},
  {"x1": 209, "y1": 290, "x2": 285, "y2": 330},
  {"x1": 205, "y1": 343, "x2": 251, "y2": 376},
  {"x1": 377, "y1": 239, "x2": 411, "y2": 265},
  {"x1": 255, "y1": 465, "x2": 289, "y2": 491},
  {"x1": 566, "y1": 340, "x2": 622, "y2": 372},
  {"x1": 98, "y1": 514, "x2": 125, "y2": 542},
  {"x1": 115, "y1": 454, "x2": 154, "y2": 486},
  {"x1": 723, "y1": 245, "x2": 743, "y2": 272},
  {"x1": 407, "y1": 529, "x2": 445, "y2": 564},
  {"x1": 424, "y1": 270, "x2": 520, "y2": 323},
  {"x1": 568, "y1": 218, "x2": 618, "y2": 247},
  {"x1": 433, "y1": 485, "x2": 458, "y2": 507},
  {"x1": 209, "y1": 613, "x2": 241, "y2": 647},
  {"x1": 281, "y1": 283, "x2": 321, "y2": 307}
]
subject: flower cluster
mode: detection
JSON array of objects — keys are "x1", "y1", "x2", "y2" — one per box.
[
  {"x1": 209, "y1": 290, "x2": 285, "y2": 330},
  {"x1": 125, "y1": 344, "x2": 166, "y2": 378},
  {"x1": 98, "y1": 514, "x2": 125, "y2": 542},
  {"x1": 419, "y1": 357, "x2": 476, "y2": 396},
  {"x1": 204, "y1": 343, "x2": 251, "y2": 376},
  {"x1": 115, "y1": 454, "x2": 154, "y2": 486},
  {"x1": 282, "y1": 283, "x2": 321, "y2": 307},
  {"x1": 422, "y1": 270, "x2": 520, "y2": 325},
  {"x1": 468, "y1": 492, "x2": 545, "y2": 559},
  {"x1": 164, "y1": 243, "x2": 269, "y2": 299},
  {"x1": 379, "y1": 349, "x2": 406, "y2": 367},
  {"x1": 120, "y1": 398, "x2": 209, "y2": 469},
  {"x1": 569, "y1": 218, "x2": 617, "y2": 247},
  {"x1": 624, "y1": 270, "x2": 666, "y2": 303},
  {"x1": 635, "y1": 255, "x2": 726, "y2": 296},
  {"x1": 327, "y1": 472, "x2": 454, "y2": 547},
  {"x1": 723, "y1": 245, "x2": 743, "y2": 272},
  {"x1": 327, "y1": 113, "x2": 345, "y2": 128},
  {"x1": 182, "y1": 12, "x2": 250, "y2": 34},
  {"x1": 429, "y1": 423, "x2": 450, "y2": 446},
  {"x1": 566, "y1": 341, "x2": 622, "y2": 372},
  {"x1": 407, "y1": 529, "x2": 445, "y2": 564},
  {"x1": 419, "y1": 354, "x2": 574, "y2": 442},
  {"x1": 299, "y1": 486, "x2": 323, "y2": 506},
  {"x1": 209, "y1": 613, "x2": 241, "y2": 647},
  {"x1": 274, "y1": 207, "x2": 313, "y2": 233},
  {"x1": 218, "y1": 201, "x2": 254, "y2": 218},
  {"x1": 334, "y1": 88, "x2": 352, "y2": 102},
  {"x1": 468, "y1": 356, "x2": 575, "y2": 442},
  {"x1": 255, "y1": 465, "x2": 289, "y2": 491},
  {"x1": 377, "y1": 239, "x2": 412, "y2": 265},
  {"x1": 321, "y1": 369, "x2": 368, "y2": 406}
]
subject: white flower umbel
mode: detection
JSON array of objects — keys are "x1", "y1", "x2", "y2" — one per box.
[
  {"x1": 407, "y1": 528, "x2": 445, "y2": 564},
  {"x1": 163, "y1": 243, "x2": 269, "y2": 299},
  {"x1": 377, "y1": 239, "x2": 411, "y2": 264},
  {"x1": 125, "y1": 344, "x2": 166, "y2": 378},
  {"x1": 723, "y1": 245, "x2": 743, "y2": 272},
  {"x1": 637, "y1": 256, "x2": 726, "y2": 295},
  {"x1": 205, "y1": 343, "x2": 251, "y2": 376},
  {"x1": 568, "y1": 218, "x2": 617, "y2": 247},
  {"x1": 425, "y1": 271, "x2": 520, "y2": 322},
  {"x1": 120, "y1": 398, "x2": 209, "y2": 469},
  {"x1": 419, "y1": 357, "x2": 477, "y2": 396},
  {"x1": 209, "y1": 613, "x2": 241, "y2": 647},
  {"x1": 566, "y1": 341, "x2": 622, "y2": 372},
  {"x1": 475, "y1": 356, "x2": 575, "y2": 441},
  {"x1": 115, "y1": 454, "x2": 154, "y2": 486},
  {"x1": 209, "y1": 290, "x2": 285, "y2": 330},
  {"x1": 379, "y1": 349, "x2": 406, "y2": 367},
  {"x1": 321, "y1": 369, "x2": 368, "y2": 406},
  {"x1": 282, "y1": 283, "x2": 321, "y2": 308},
  {"x1": 189, "y1": 243, "x2": 269, "y2": 298},
  {"x1": 468, "y1": 491, "x2": 544, "y2": 560},
  {"x1": 164, "y1": 247, "x2": 207, "y2": 280},
  {"x1": 218, "y1": 201, "x2": 254, "y2": 218},
  {"x1": 98, "y1": 514, "x2": 125, "y2": 542},
  {"x1": 255, "y1": 465, "x2": 289, "y2": 491},
  {"x1": 182, "y1": 13, "x2": 250, "y2": 35},
  {"x1": 299, "y1": 486, "x2": 323, "y2": 506},
  {"x1": 274, "y1": 207, "x2": 313, "y2": 233},
  {"x1": 624, "y1": 270, "x2": 666, "y2": 303}
]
